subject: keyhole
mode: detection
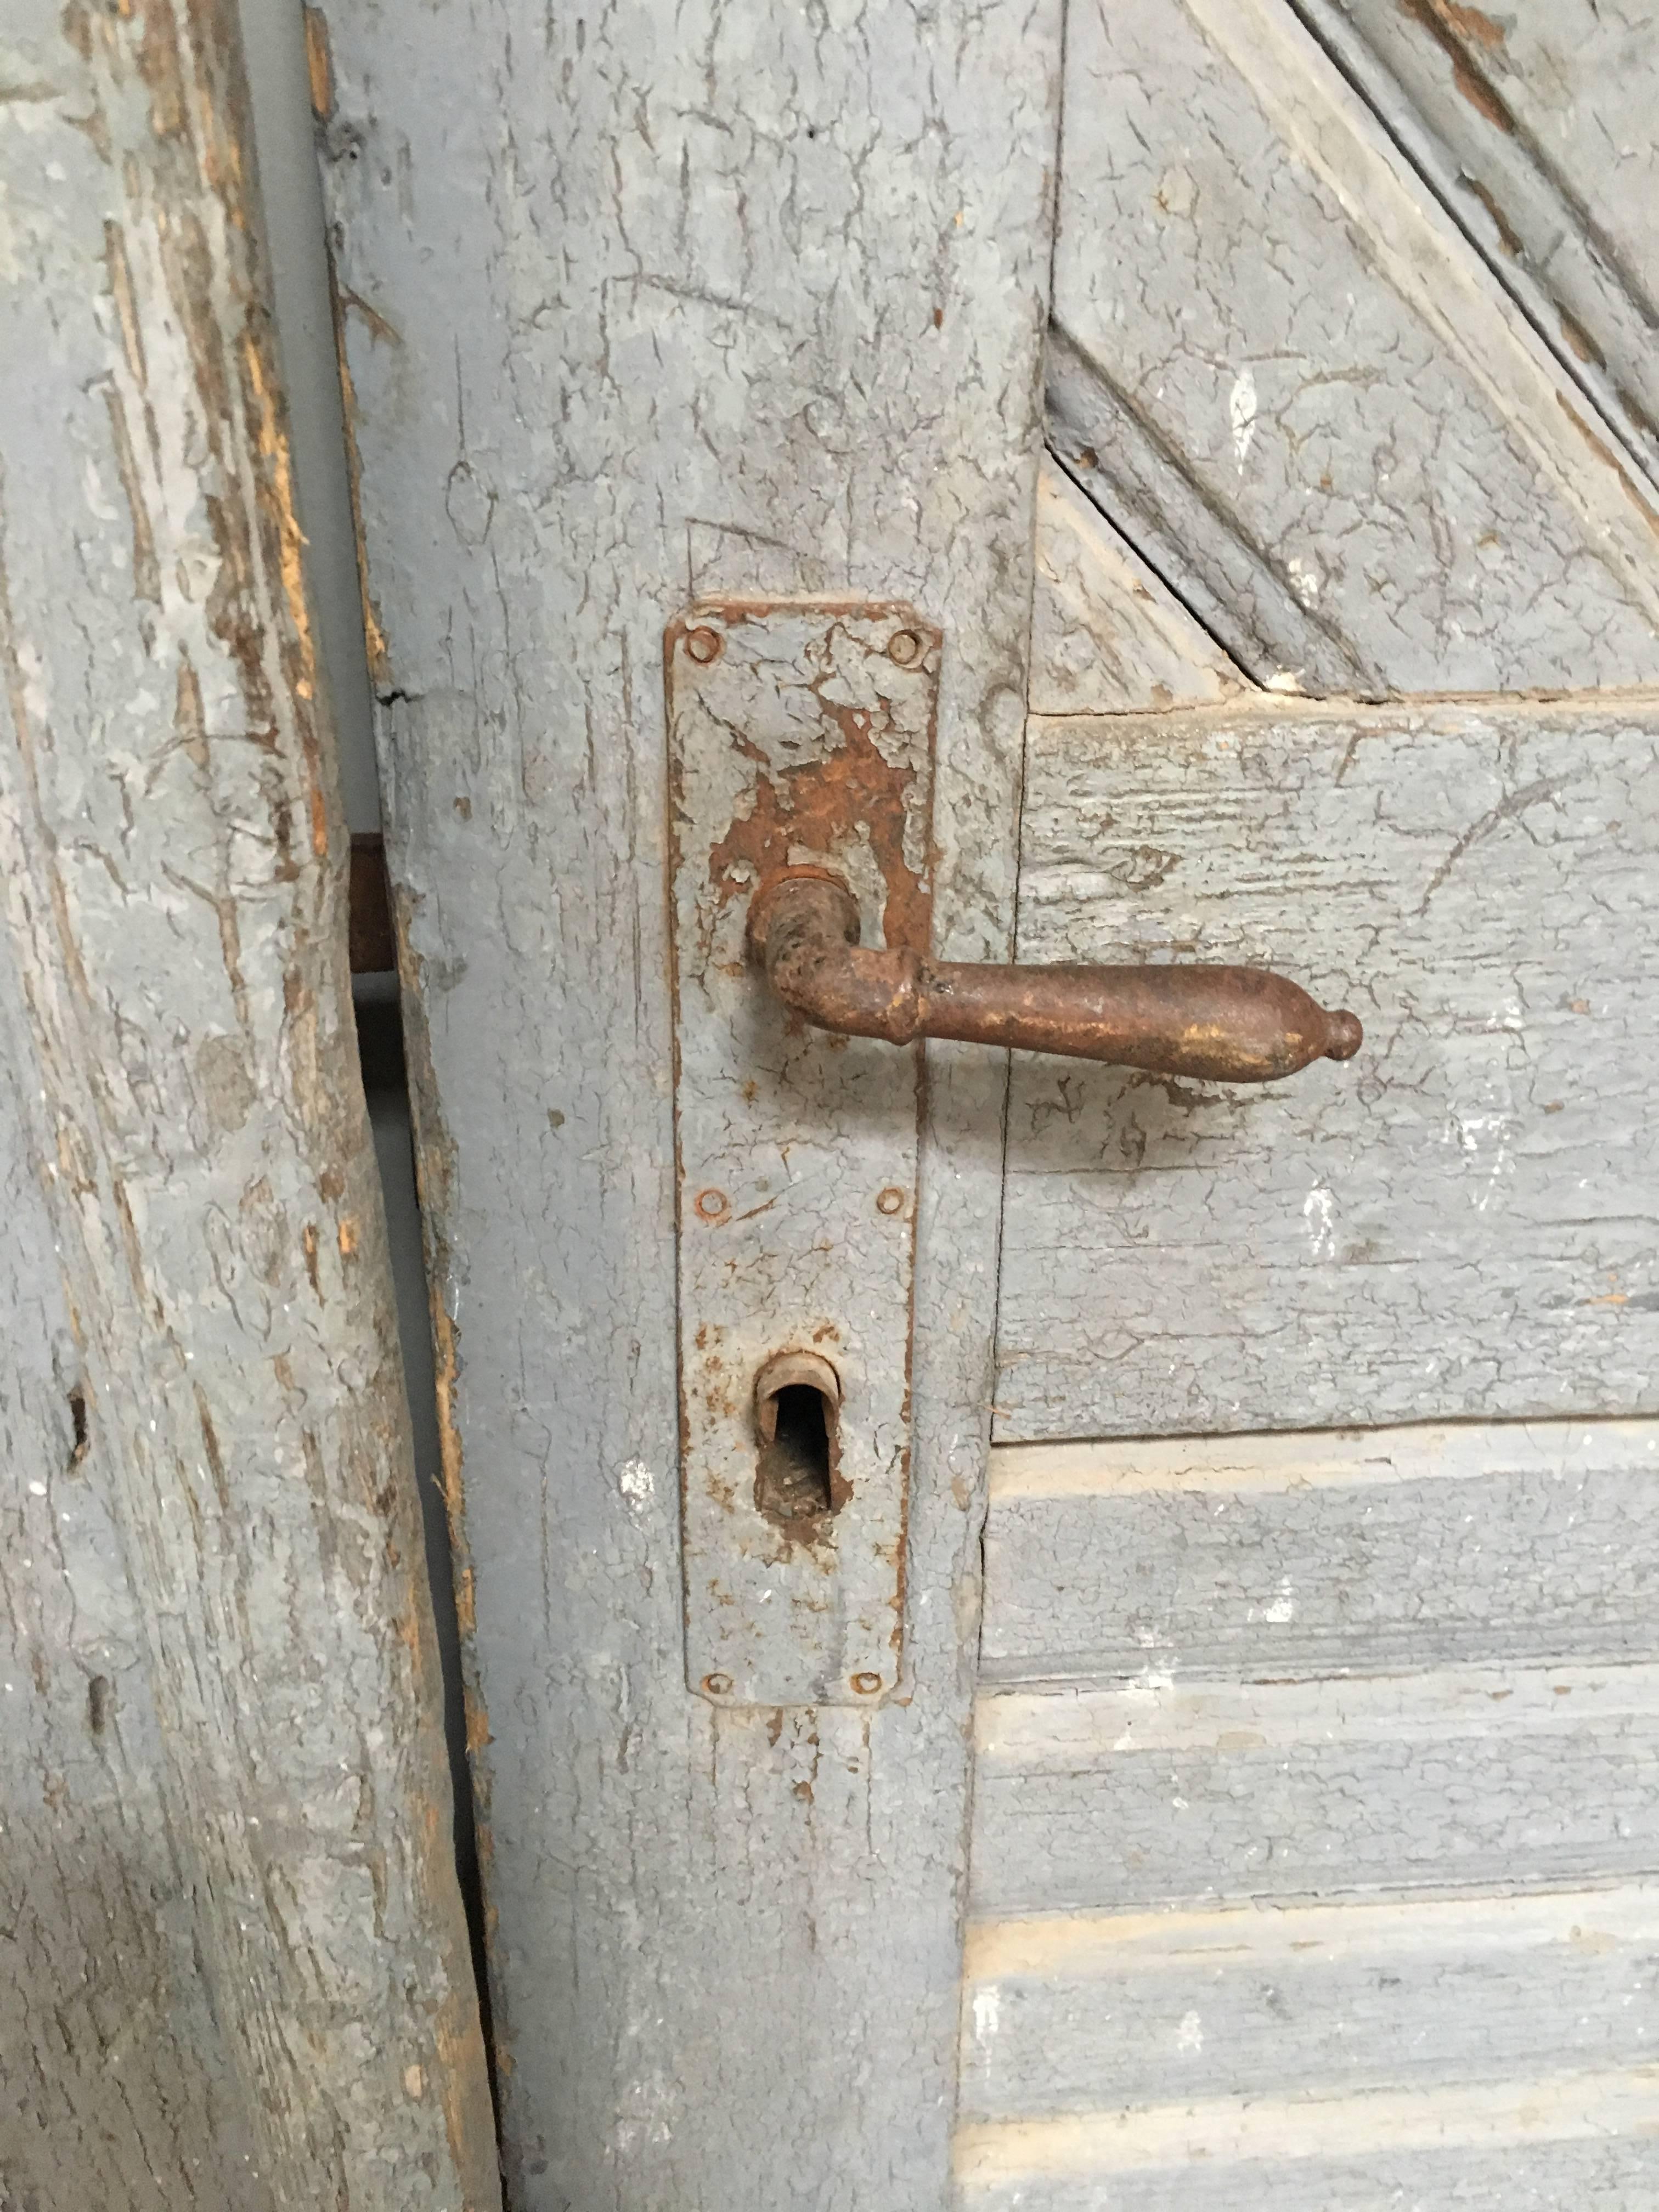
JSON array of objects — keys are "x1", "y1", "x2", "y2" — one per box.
[{"x1": 753, "y1": 1351, "x2": 846, "y2": 1536}]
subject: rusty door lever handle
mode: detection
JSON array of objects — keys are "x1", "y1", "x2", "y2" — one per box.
[{"x1": 750, "y1": 873, "x2": 1362, "y2": 1084}]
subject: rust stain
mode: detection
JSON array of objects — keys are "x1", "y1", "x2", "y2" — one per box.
[
  {"x1": 102, "y1": 219, "x2": 149, "y2": 390},
  {"x1": 100, "y1": 383, "x2": 161, "y2": 603},
  {"x1": 1398, "y1": 0, "x2": 1515, "y2": 131},
  {"x1": 1558, "y1": 309, "x2": 1606, "y2": 369},
  {"x1": 193, "y1": 1384, "x2": 231, "y2": 1514},
  {"x1": 302, "y1": 1220, "x2": 321, "y2": 1297},
  {"x1": 705, "y1": 710, "x2": 932, "y2": 956},
  {"x1": 1556, "y1": 395, "x2": 1659, "y2": 538},
  {"x1": 337, "y1": 1215, "x2": 359, "y2": 1258},
  {"x1": 1456, "y1": 176, "x2": 1523, "y2": 258},
  {"x1": 340, "y1": 285, "x2": 404, "y2": 350},
  {"x1": 1434, "y1": 0, "x2": 1508, "y2": 48}
]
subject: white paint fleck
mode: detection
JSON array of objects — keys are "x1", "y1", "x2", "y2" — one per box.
[
  {"x1": 1262, "y1": 1577, "x2": 1296, "y2": 1625},
  {"x1": 1176, "y1": 2010, "x2": 1204, "y2": 2053},
  {"x1": 618, "y1": 1459, "x2": 655, "y2": 1510},
  {"x1": 27, "y1": 1480, "x2": 47, "y2": 1497},
  {"x1": 1265, "y1": 668, "x2": 1304, "y2": 693},
  {"x1": 1229, "y1": 366, "x2": 1257, "y2": 469},
  {"x1": 1286, "y1": 555, "x2": 1323, "y2": 604},
  {"x1": 973, "y1": 1987, "x2": 1001, "y2": 2044},
  {"x1": 1303, "y1": 1184, "x2": 1336, "y2": 1259}
]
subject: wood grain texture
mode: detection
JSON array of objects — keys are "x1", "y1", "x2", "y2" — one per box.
[
  {"x1": 981, "y1": 1419, "x2": 1659, "y2": 1684},
  {"x1": 960, "y1": 1884, "x2": 1659, "y2": 2117},
  {"x1": 956, "y1": 2073, "x2": 1659, "y2": 2208},
  {"x1": 313, "y1": 2, "x2": 1060, "y2": 2203},
  {"x1": 0, "y1": 5, "x2": 494, "y2": 2205},
  {"x1": 1028, "y1": 457, "x2": 1249, "y2": 715},
  {"x1": 1296, "y1": 0, "x2": 1659, "y2": 479},
  {"x1": 996, "y1": 698, "x2": 1659, "y2": 1442},
  {"x1": 0, "y1": 960, "x2": 256, "y2": 2209},
  {"x1": 1051, "y1": 0, "x2": 1659, "y2": 694},
  {"x1": 970, "y1": 1662, "x2": 1659, "y2": 1915}
]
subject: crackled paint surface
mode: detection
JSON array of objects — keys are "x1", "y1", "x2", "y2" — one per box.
[
  {"x1": 313, "y1": 0, "x2": 1062, "y2": 2204},
  {"x1": 0, "y1": 4, "x2": 494, "y2": 2204}
]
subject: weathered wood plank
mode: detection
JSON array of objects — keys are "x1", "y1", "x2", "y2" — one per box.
[
  {"x1": 1297, "y1": 0, "x2": 1659, "y2": 479},
  {"x1": 0, "y1": 5, "x2": 494, "y2": 2204},
  {"x1": 313, "y1": 2, "x2": 1060, "y2": 2203},
  {"x1": 0, "y1": 963, "x2": 256, "y2": 2208},
  {"x1": 971, "y1": 1663, "x2": 1659, "y2": 1916},
  {"x1": 960, "y1": 1885, "x2": 1659, "y2": 2119},
  {"x1": 956, "y1": 2070, "x2": 1659, "y2": 2208},
  {"x1": 981, "y1": 1419, "x2": 1659, "y2": 1684},
  {"x1": 1051, "y1": 0, "x2": 1659, "y2": 693},
  {"x1": 996, "y1": 698, "x2": 1659, "y2": 1442}
]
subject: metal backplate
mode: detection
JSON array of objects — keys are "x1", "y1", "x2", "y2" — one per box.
[{"x1": 666, "y1": 600, "x2": 939, "y2": 1706}]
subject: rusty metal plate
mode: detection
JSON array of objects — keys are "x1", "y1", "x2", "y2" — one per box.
[{"x1": 666, "y1": 599, "x2": 939, "y2": 1706}]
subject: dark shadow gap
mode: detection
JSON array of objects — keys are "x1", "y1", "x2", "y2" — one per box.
[{"x1": 353, "y1": 975, "x2": 500, "y2": 2138}]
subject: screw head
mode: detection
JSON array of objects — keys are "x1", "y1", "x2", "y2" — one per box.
[
  {"x1": 876, "y1": 1186, "x2": 906, "y2": 1216},
  {"x1": 702, "y1": 1672, "x2": 733, "y2": 1696},
  {"x1": 887, "y1": 629, "x2": 922, "y2": 667},
  {"x1": 685, "y1": 625, "x2": 723, "y2": 664},
  {"x1": 850, "y1": 1672, "x2": 884, "y2": 1696},
  {"x1": 693, "y1": 1187, "x2": 731, "y2": 1223}
]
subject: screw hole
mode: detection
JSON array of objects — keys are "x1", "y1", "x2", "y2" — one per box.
[
  {"x1": 685, "y1": 625, "x2": 723, "y2": 664},
  {"x1": 702, "y1": 1672, "x2": 733, "y2": 1697},
  {"x1": 887, "y1": 629, "x2": 922, "y2": 667},
  {"x1": 876, "y1": 1186, "x2": 906, "y2": 1216},
  {"x1": 693, "y1": 1186, "x2": 730, "y2": 1223},
  {"x1": 851, "y1": 1672, "x2": 883, "y2": 1696}
]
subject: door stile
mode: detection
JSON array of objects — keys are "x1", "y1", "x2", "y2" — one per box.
[{"x1": 314, "y1": 1, "x2": 1064, "y2": 2202}]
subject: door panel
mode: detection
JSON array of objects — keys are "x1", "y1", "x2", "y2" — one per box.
[
  {"x1": 997, "y1": 700, "x2": 1659, "y2": 1441},
  {"x1": 970, "y1": 5, "x2": 1659, "y2": 2202},
  {"x1": 313, "y1": 2, "x2": 1061, "y2": 2202},
  {"x1": 961, "y1": 1429, "x2": 1659, "y2": 2198},
  {"x1": 961, "y1": 1885, "x2": 1659, "y2": 2115},
  {"x1": 973, "y1": 1660, "x2": 1659, "y2": 1912}
]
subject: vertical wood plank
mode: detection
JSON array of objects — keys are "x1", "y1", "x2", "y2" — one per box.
[
  {"x1": 314, "y1": 2, "x2": 1060, "y2": 2202},
  {"x1": 0, "y1": 4, "x2": 496, "y2": 2204}
]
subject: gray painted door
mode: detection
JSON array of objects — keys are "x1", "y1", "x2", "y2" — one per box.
[
  {"x1": 312, "y1": 2, "x2": 1063, "y2": 2206},
  {"x1": 962, "y1": 4, "x2": 1659, "y2": 2203}
]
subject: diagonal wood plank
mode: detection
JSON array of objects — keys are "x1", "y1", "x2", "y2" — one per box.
[
  {"x1": 1295, "y1": 0, "x2": 1659, "y2": 479},
  {"x1": 1051, "y1": 0, "x2": 1659, "y2": 695}
]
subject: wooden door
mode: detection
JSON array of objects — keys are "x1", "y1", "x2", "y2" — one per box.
[
  {"x1": 32, "y1": 0, "x2": 1638, "y2": 2203},
  {"x1": 960, "y1": 3, "x2": 1659, "y2": 2204},
  {"x1": 312, "y1": 2, "x2": 1063, "y2": 2205}
]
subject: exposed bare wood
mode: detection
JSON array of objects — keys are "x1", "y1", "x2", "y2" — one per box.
[{"x1": 0, "y1": 3, "x2": 495, "y2": 2204}]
